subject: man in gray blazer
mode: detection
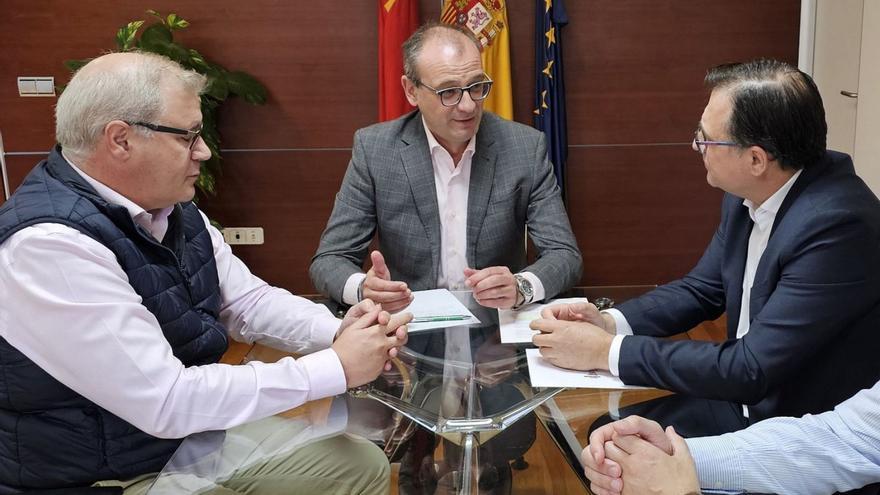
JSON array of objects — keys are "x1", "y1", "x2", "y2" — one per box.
[{"x1": 310, "y1": 23, "x2": 581, "y2": 312}]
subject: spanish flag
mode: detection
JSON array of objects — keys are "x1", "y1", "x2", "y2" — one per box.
[
  {"x1": 441, "y1": 0, "x2": 513, "y2": 120},
  {"x1": 379, "y1": 0, "x2": 419, "y2": 121}
]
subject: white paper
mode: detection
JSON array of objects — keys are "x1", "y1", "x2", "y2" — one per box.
[
  {"x1": 402, "y1": 289, "x2": 481, "y2": 333},
  {"x1": 525, "y1": 349, "x2": 649, "y2": 389},
  {"x1": 498, "y1": 297, "x2": 590, "y2": 343}
]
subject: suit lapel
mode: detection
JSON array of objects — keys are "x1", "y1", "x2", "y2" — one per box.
[
  {"x1": 399, "y1": 115, "x2": 441, "y2": 280},
  {"x1": 466, "y1": 118, "x2": 498, "y2": 268},
  {"x1": 725, "y1": 199, "x2": 754, "y2": 338}
]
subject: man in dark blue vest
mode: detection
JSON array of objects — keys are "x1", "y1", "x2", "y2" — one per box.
[{"x1": 0, "y1": 51, "x2": 408, "y2": 493}]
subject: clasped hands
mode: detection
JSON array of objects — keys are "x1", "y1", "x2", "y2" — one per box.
[
  {"x1": 529, "y1": 301, "x2": 616, "y2": 372},
  {"x1": 581, "y1": 415, "x2": 700, "y2": 495},
  {"x1": 332, "y1": 298, "x2": 411, "y2": 389},
  {"x1": 361, "y1": 250, "x2": 521, "y2": 311}
]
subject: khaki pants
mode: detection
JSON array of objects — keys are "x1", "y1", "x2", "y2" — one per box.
[{"x1": 93, "y1": 416, "x2": 390, "y2": 495}]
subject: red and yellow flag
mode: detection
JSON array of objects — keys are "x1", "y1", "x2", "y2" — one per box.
[
  {"x1": 379, "y1": 0, "x2": 419, "y2": 121},
  {"x1": 441, "y1": 0, "x2": 513, "y2": 119}
]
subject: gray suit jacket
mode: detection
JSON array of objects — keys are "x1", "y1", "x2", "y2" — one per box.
[{"x1": 310, "y1": 111, "x2": 582, "y2": 303}]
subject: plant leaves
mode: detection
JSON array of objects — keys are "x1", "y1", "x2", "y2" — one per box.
[
  {"x1": 166, "y1": 13, "x2": 190, "y2": 30},
  {"x1": 115, "y1": 20, "x2": 144, "y2": 51},
  {"x1": 204, "y1": 74, "x2": 229, "y2": 101},
  {"x1": 146, "y1": 9, "x2": 163, "y2": 21},
  {"x1": 140, "y1": 23, "x2": 173, "y2": 49},
  {"x1": 63, "y1": 58, "x2": 90, "y2": 73},
  {"x1": 226, "y1": 71, "x2": 268, "y2": 105}
]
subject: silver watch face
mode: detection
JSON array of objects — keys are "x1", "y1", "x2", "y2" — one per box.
[{"x1": 516, "y1": 275, "x2": 533, "y2": 299}]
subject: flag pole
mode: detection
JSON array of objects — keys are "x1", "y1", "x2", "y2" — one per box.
[{"x1": 0, "y1": 131, "x2": 10, "y2": 201}]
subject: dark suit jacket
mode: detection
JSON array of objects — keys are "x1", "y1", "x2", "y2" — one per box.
[
  {"x1": 310, "y1": 111, "x2": 582, "y2": 303},
  {"x1": 617, "y1": 151, "x2": 880, "y2": 422}
]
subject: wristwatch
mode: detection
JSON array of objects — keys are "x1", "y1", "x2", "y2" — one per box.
[{"x1": 513, "y1": 274, "x2": 534, "y2": 309}]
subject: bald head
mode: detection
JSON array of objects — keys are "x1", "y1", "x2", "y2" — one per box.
[
  {"x1": 56, "y1": 52, "x2": 206, "y2": 160},
  {"x1": 402, "y1": 23, "x2": 482, "y2": 84}
]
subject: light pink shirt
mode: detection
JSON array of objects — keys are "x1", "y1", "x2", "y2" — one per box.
[
  {"x1": 342, "y1": 118, "x2": 545, "y2": 304},
  {"x1": 0, "y1": 157, "x2": 346, "y2": 439}
]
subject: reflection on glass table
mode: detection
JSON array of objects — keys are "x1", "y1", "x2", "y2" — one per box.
[{"x1": 149, "y1": 286, "x2": 700, "y2": 494}]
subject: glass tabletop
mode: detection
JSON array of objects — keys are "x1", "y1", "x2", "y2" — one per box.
[{"x1": 148, "y1": 286, "x2": 678, "y2": 494}]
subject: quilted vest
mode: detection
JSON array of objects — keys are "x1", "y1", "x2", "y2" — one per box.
[{"x1": 0, "y1": 146, "x2": 228, "y2": 491}]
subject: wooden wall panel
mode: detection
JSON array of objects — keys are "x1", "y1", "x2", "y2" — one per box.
[
  {"x1": 197, "y1": 151, "x2": 350, "y2": 294},
  {"x1": 567, "y1": 145, "x2": 723, "y2": 285},
  {"x1": 0, "y1": 0, "x2": 801, "y2": 293}
]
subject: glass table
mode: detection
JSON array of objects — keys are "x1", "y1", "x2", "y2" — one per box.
[{"x1": 148, "y1": 286, "x2": 689, "y2": 494}]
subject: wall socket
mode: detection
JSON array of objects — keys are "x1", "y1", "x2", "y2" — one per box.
[{"x1": 222, "y1": 227, "x2": 264, "y2": 245}]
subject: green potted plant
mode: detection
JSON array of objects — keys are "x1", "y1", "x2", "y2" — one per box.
[{"x1": 64, "y1": 10, "x2": 268, "y2": 197}]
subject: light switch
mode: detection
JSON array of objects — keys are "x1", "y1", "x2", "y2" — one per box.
[
  {"x1": 18, "y1": 76, "x2": 55, "y2": 97},
  {"x1": 34, "y1": 78, "x2": 55, "y2": 95},
  {"x1": 17, "y1": 78, "x2": 37, "y2": 95}
]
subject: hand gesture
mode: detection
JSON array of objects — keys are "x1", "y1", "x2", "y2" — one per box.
[
  {"x1": 363, "y1": 250, "x2": 412, "y2": 312},
  {"x1": 541, "y1": 302, "x2": 615, "y2": 333},
  {"x1": 530, "y1": 319, "x2": 613, "y2": 371},
  {"x1": 464, "y1": 266, "x2": 517, "y2": 309},
  {"x1": 332, "y1": 307, "x2": 411, "y2": 387}
]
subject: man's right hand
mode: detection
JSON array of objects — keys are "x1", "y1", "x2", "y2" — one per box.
[
  {"x1": 541, "y1": 302, "x2": 616, "y2": 334},
  {"x1": 581, "y1": 416, "x2": 674, "y2": 495},
  {"x1": 331, "y1": 306, "x2": 412, "y2": 388},
  {"x1": 362, "y1": 250, "x2": 412, "y2": 312}
]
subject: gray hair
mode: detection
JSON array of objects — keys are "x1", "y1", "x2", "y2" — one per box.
[
  {"x1": 402, "y1": 22, "x2": 481, "y2": 84},
  {"x1": 55, "y1": 51, "x2": 206, "y2": 158}
]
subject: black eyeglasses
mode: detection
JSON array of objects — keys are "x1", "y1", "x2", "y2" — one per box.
[
  {"x1": 693, "y1": 129, "x2": 738, "y2": 156},
  {"x1": 131, "y1": 121, "x2": 203, "y2": 150},
  {"x1": 417, "y1": 77, "x2": 494, "y2": 107}
]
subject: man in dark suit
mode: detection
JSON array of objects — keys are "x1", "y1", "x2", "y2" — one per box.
[
  {"x1": 533, "y1": 59, "x2": 880, "y2": 434},
  {"x1": 310, "y1": 23, "x2": 582, "y2": 313}
]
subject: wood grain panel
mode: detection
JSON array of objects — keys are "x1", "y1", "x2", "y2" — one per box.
[
  {"x1": 196, "y1": 150, "x2": 350, "y2": 294},
  {"x1": 567, "y1": 145, "x2": 724, "y2": 286},
  {"x1": 564, "y1": 0, "x2": 801, "y2": 145}
]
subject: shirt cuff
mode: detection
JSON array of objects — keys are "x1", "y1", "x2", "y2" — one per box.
[
  {"x1": 686, "y1": 436, "x2": 746, "y2": 493},
  {"x1": 520, "y1": 271, "x2": 545, "y2": 302},
  {"x1": 342, "y1": 273, "x2": 366, "y2": 306},
  {"x1": 608, "y1": 334, "x2": 625, "y2": 376},
  {"x1": 310, "y1": 315, "x2": 342, "y2": 350},
  {"x1": 296, "y1": 347, "x2": 348, "y2": 401},
  {"x1": 604, "y1": 308, "x2": 634, "y2": 335}
]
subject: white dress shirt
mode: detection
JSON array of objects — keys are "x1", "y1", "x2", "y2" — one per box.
[
  {"x1": 688, "y1": 379, "x2": 880, "y2": 494},
  {"x1": 342, "y1": 118, "x2": 545, "y2": 304},
  {"x1": 605, "y1": 170, "x2": 802, "y2": 377},
  {"x1": 0, "y1": 158, "x2": 347, "y2": 439}
]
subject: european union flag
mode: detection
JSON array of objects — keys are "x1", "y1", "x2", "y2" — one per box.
[{"x1": 534, "y1": 0, "x2": 569, "y2": 196}]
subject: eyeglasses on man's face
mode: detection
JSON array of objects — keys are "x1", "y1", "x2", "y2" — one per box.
[
  {"x1": 417, "y1": 76, "x2": 494, "y2": 107},
  {"x1": 130, "y1": 121, "x2": 204, "y2": 150},
  {"x1": 693, "y1": 129, "x2": 738, "y2": 156}
]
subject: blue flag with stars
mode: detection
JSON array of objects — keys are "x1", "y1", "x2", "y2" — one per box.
[{"x1": 534, "y1": 0, "x2": 569, "y2": 197}]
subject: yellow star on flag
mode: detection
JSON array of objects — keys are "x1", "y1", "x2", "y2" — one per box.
[
  {"x1": 545, "y1": 26, "x2": 556, "y2": 48},
  {"x1": 545, "y1": 0, "x2": 552, "y2": 13},
  {"x1": 540, "y1": 90, "x2": 549, "y2": 109},
  {"x1": 543, "y1": 60, "x2": 554, "y2": 78}
]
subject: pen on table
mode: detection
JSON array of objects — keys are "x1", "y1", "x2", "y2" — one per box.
[{"x1": 411, "y1": 315, "x2": 472, "y2": 323}]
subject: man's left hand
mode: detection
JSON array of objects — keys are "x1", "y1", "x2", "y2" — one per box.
[
  {"x1": 464, "y1": 266, "x2": 517, "y2": 309},
  {"x1": 530, "y1": 319, "x2": 613, "y2": 370},
  {"x1": 337, "y1": 299, "x2": 408, "y2": 372},
  {"x1": 603, "y1": 427, "x2": 701, "y2": 495}
]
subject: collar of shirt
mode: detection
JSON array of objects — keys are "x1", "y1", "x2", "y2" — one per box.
[
  {"x1": 743, "y1": 169, "x2": 803, "y2": 231},
  {"x1": 421, "y1": 117, "x2": 477, "y2": 174},
  {"x1": 62, "y1": 151, "x2": 174, "y2": 242}
]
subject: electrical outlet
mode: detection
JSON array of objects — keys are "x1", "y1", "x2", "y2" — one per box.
[{"x1": 222, "y1": 227, "x2": 264, "y2": 245}]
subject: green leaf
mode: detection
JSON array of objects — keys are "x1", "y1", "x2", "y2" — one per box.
[
  {"x1": 187, "y1": 48, "x2": 210, "y2": 72},
  {"x1": 63, "y1": 58, "x2": 90, "y2": 73},
  {"x1": 146, "y1": 9, "x2": 163, "y2": 21},
  {"x1": 226, "y1": 71, "x2": 268, "y2": 105},
  {"x1": 115, "y1": 20, "x2": 144, "y2": 51},
  {"x1": 140, "y1": 23, "x2": 173, "y2": 48},
  {"x1": 166, "y1": 13, "x2": 190, "y2": 30},
  {"x1": 204, "y1": 74, "x2": 230, "y2": 101}
]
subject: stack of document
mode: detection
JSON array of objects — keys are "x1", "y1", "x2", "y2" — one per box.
[
  {"x1": 403, "y1": 289, "x2": 480, "y2": 333},
  {"x1": 525, "y1": 349, "x2": 647, "y2": 389}
]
